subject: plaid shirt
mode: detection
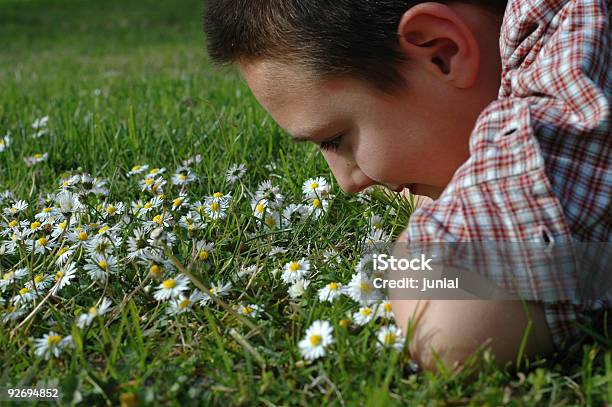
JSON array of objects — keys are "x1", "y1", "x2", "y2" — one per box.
[{"x1": 404, "y1": 0, "x2": 611, "y2": 350}]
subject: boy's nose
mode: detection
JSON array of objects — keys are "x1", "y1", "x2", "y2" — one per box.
[{"x1": 332, "y1": 168, "x2": 373, "y2": 194}]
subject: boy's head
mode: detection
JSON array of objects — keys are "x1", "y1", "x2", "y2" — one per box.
[{"x1": 204, "y1": 1, "x2": 507, "y2": 198}]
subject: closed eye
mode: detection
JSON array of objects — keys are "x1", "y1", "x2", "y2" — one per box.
[{"x1": 319, "y1": 133, "x2": 343, "y2": 151}]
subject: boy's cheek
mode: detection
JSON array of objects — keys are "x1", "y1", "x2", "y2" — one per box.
[{"x1": 397, "y1": 228, "x2": 409, "y2": 243}]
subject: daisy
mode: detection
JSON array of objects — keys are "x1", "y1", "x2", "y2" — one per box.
[
  {"x1": 262, "y1": 210, "x2": 281, "y2": 230},
  {"x1": 345, "y1": 271, "x2": 382, "y2": 305},
  {"x1": 353, "y1": 306, "x2": 375, "y2": 326},
  {"x1": 302, "y1": 177, "x2": 330, "y2": 199},
  {"x1": 236, "y1": 264, "x2": 257, "y2": 280},
  {"x1": 76, "y1": 297, "x2": 112, "y2": 328},
  {"x1": 306, "y1": 196, "x2": 329, "y2": 219},
  {"x1": 369, "y1": 214, "x2": 384, "y2": 230},
  {"x1": 179, "y1": 212, "x2": 205, "y2": 233},
  {"x1": 2, "y1": 304, "x2": 27, "y2": 323},
  {"x1": 135, "y1": 196, "x2": 163, "y2": 217},
  {"x1": 12, "y1": 286, "x2": 38, "y2": 305},
  {"x1": 199, "y1": 281, "x2": 232, "y2": 305},
  {"x1": 24, "y1": 153, "x2": 49, "y2": 167},
  {"x1": 282, "y1": 203, "x2": 308, "y2": 227},
  {"x1": 166, "y1": 290, "x2": 206, "y2": 315},
  {"x1": 171, "y1": 166, "x2": 197, "y2": 186},
  {"x1": 25, "y1": 274, "x2": 53, "y2": 291},
  {"x1": 31, "y1": 116, "x2": 49, "y2": 130},
  {"x1": 268, "y1": 246, "x2": 287, "y2": 256},
  {"x1": 144, "y1": 167, "x2": 166, "y2": 178},
  {"x1": 282, "y1": 259, "x2": 310, "y2": 284},
  {"x1": 0, "y1": 134, "x2": 11, "y2": 152},
  {"x1": 29, "y1": 235, "x2": 54, "y2": 254},
  {"x1": 254, "y1": 180, "x2": 283, "y2": 208},
  {"x1": 376, "y1": 301, "x2": 395, "y2": 320},
  {"x1": 154, "y1": 274, "x2": 190, "y2": 301},
  {"x1": 33, "y1": 331, "x2": 73, "y2": 360},
  {"x1": 194, "y1": 240, "x2": 214, "y2": 261},
  {"x1": 288, "y1": 278, "x2": 310, "y2": 299},
  {"x1": 376, "y1": 325, "x2": 405, "y2": 351},
  {"x1": 3, "y1": 199, "x2": 28, "y2": 216},
  {"x1": 146, "y1": 212, "x2": 173, "y2": 229},
  {"x1": 50, "y1": 263, "x2": 78, "y2": 294},
  {"x1": 0, "y1": 268, "x2": 28, "y2": 292},
  {"x1": 139, "y1": 176, "x2": 166, "y2": 194},
  {"x1": 362, "y1": 228, "x2": 389, "y2": 251},
  {"x1": 237, "y1": 303, "x2": 262, "y2": 318},
  {"x1": 322, "y1": 248, "x2": 342, "y2": 265},
  {"x1": 170, "y1": 195, "x2": 188, "y2": 211},
  {"x1": 317, "y1": 282, "x2": 343, "y2": 302},
  {"x1": 34, "y1": 206, "x2": 60, "y2": 222},
  {"x1": 203, "y1": 196, "x2": 228, "y2": 220},
  {"x1": 182, "y1": 154, "x2": 202, "y2": 166},
  {"x1": 251, "y1": 198, "x2": 268, "y2": 219},
  {"x1": 84, "y1": 234, "x2": 116, "y2": 257},
  {"x1": 225, "y1": 163, "x2": 246, "y2": 184},
  {"x1": 298, "y1": 320, "x2": 334, "y2": 361},
  {"x1": 126, "y1": 227, "x2": 152, "y2": 261},
  {"x1": 101, "y1": 201, "x2": 125, "y2": 218},
  {"x1": 54, "y1": 245, "x2": 75, "y2": 265},
  {"x1": 55, "y1": 190, "x2": 81, "y2": 215},
  {"x1": 83, "y1": 254, "x2": 117, "y2": 282},
  {"x1": 127, "y1": 164, "x2": 149, "y2": 177}
]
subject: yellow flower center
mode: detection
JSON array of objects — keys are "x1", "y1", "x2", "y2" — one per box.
[
  {"x1": 149, "y1": 264, "x2": 161, "y2": 277},
  {"x1": 47, "y1": 335, "x2": 61, "y2": 346},
  {"x1": 8, "y1": 220, "x2": 18, "y2": 228},
  {"x1": 313, "y1": 198, "x2": 321, "y2": 208},
  {"x1": 98, "y1": 226, "x2": 109, "y2": 235},
  {"x1": 78, "y1": 231, "x2": 88, "y2": 241},
  {"x1": 242, "y1": 306, "x2": 254, "y2": 315},
  {"x1": 384, "y1": 332, "x2": 397, "y2": 345},
  {"x1": 19, "y1": 287, "x2": 30, "y2": 295},
  {"x1": 131, "y1": 165, "x2": 141, "y2": 171},
  {"x1": 55, "y1": 271, "x2": 64, "y2": 281},
  {"x1": 43, "y1": 207, "x2": 52, "y2": 213},
  {"x1": 198, "y1": 250, "x2": 209, "y2": 261},
  {"x1": 288, "y1": 262, "x2": 301, "y2": 272},
  {"x1": 360, "y1": 282, "x2": 372, "y2": 294},
  {"x1": 309, "y1": 335, "x2": 322, "y2": 346},
  {"x1": 210, "y1": 202, "x2": 220, "y2": 212},
  {"x1": 213, "y1": 192, "x2": 223, "y2": 198},
  {"x1": 34, "y1": 275, "x2": 44, "y2": 283},
  {"x1": 163, "y1": 279, "x2": 175, "y2": 289},
  {"x1": 144, "y1": 178, "x2": 154, "y2": 186},
  {"x1": 179, "y1": 299, "x2": 191, "y2": 309},
  {"x1": 106, "y1": 205, "x2": 116, "y2": 214},
  {"x1": 264, "y1": 215, "x2": 276, "y2": 228},
  {"x1": 31, "y1": 221, "x2": 41, "y2": 230},
  {"x1": 58, "y1": 220, "x2": 67, "y2": 231},
  {"x1": 57, "y1": 246, "x2": 68, "y2": 256},
  {"x1": 179, "y1": 174, "x2": 187, "y2": 181},
  {"x1": 88, "y1": 306, "x2": 98, "y2": 316},
  {"x1": 339, "y1": 319, "x2": 350, "y2": 328},
  {"x1": 149, "y1": 168, "x2": 159, "y2": 174},
  {"x1": 172, "y1": 198, "x2": 182, "y2": 207},
  {"x1": 383, "y1": 303, "x2": 392, "y2": 312},
  {"x1": 143, "y1": 202, "x2": 153, "y2": 209},
  {"x1": 153, "y1": 214, "x2": 163, "y2": 225},
  {"x1": 361, "y1": 308, "x2": 372, "y2": 316},
  {"x1": 98, "y1": 260, "x2": 108, "y2": 270},
  {"x1": 197, "y1": 205, "x2": 205, "y2": 214},
  {"x1": 33, "y1": 153, "x2": 43, "y2": 159},
  {"x1": 310, "y1": 181, "x2": 319, "y2": 189},
  {"x1": 37, "y1": 237, "x2": 48, "y2": 246},
  {"x1": 255, "y1": 203, "x2": 265, "y2": 214}
]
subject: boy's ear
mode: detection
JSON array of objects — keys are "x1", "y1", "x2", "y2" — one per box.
[{"x1": 397, "y1": 2, "x2": 480, "y2": 88}]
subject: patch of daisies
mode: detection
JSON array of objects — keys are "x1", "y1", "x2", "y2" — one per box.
[{"x1": 0, "y1": 151, "x2": 405, "y2": 363}]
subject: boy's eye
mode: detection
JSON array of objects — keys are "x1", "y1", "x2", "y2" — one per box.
[{"x1": 319, "y1": 134, "x2": 343, "y2": 151}]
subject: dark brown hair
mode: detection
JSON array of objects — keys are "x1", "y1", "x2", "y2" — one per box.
[{"x1": 204, "y1": 0, "x2": 507, "y2": 90}]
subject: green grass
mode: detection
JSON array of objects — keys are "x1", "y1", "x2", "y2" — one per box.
[{"x1": 0, "y1": 0, "x2": 610, "y2": 405}]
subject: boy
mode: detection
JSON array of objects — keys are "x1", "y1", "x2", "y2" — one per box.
[{"x1": 203, "y1": 0, "x2": 611, "y2": 372}]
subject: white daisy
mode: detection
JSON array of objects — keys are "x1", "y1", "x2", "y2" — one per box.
[
  {"x1": 298, "y1": 320, "x2": 334, "y2": 361},
  {"x1": 24, "y1": 153, "x2": 49, "y2": 167},
  {"x1": 302, "y1": 177, "x2": 330, "y2": 199},
  {"x1": 83, "y1": 254, "x2": 117, "y2": 282},
  {"x1": 288, "y1": 278, "x2": 310, "y2": 299},
  {"x1": 306, "y1": 196, "x2": 329, "y2": 219},
  {"x1": 237, "y1": 303, "x2": 262, "y2": 318},
  {"x1": 127, "y1": 164, "x2": 149, "y2": 177},
  {"x1": 0, "y1": 268, "x2": 29, "y2": 292},
  {"x1": 12, "y1": 286, "x2": 38, "y2": 305},
  {"x1": 171, "y1": 166, "x2": 197, "y2": 186},
  {"x1": 376, "y1": 301, "x2": 395, "y2": 320},
  {"x1": 179, "y1": 211, "x2": 205, "y2": 232},
  {"x1": 317, "y1": 282, "x2": 343, "y2": 302},
  {"x1": 50, "y1": 263, "x2": 78, "y2": 294},
  {"x1": 33, "y1": 331, "x2": 73, "y2": 360},
  {"x1": 194, "y1": 240, "x2": 214, "y2": 261},
  {"x1": 203, "y1": 195, "x2": 228, "y2": 220},
  {"x1": 251, "y1": 198, "x2": 268, "y2": 219},
  {"x1": 345, "y1": 271, "x2": 382, "y2": 305},
  {"x1": 55, "y1": 190, "x2": 81, "y2": 215},
  {"x1": 154, "y1": 274, "x2": 190, "y2": 301},
  {"x1": 353, "y1": 306, "x2": 375, "y2": 326},
  {"x1": 76, "y1": 297, "x2": 113, "y2": 328},
  {"x1": 200, "y1": 281, "x2": 232, "y2": 305},
  {"x1": 166, "y1": 290, "x2": 206, "y2": 315},
  {"x1": 0, "y1": 134, "x2": 10, "y2": 152},
  {"x1": 282, "y1": 203, "x2": 308, "y2": 227},
  {"x1": 376, "y1": 325, "x2": 405, "y2": 351},
  {"x1": 282, "y1": 259, "x2": 310, "y2": 284},
  {"x1": 225, "y1": 163, "x2": 246, "y2": 184},
  {"x1": 254, "y1": 180, "x2": 283, "y2": 208},
  {"x1": 3, "y1": 199, "x2": 28, "y2": 216}
]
